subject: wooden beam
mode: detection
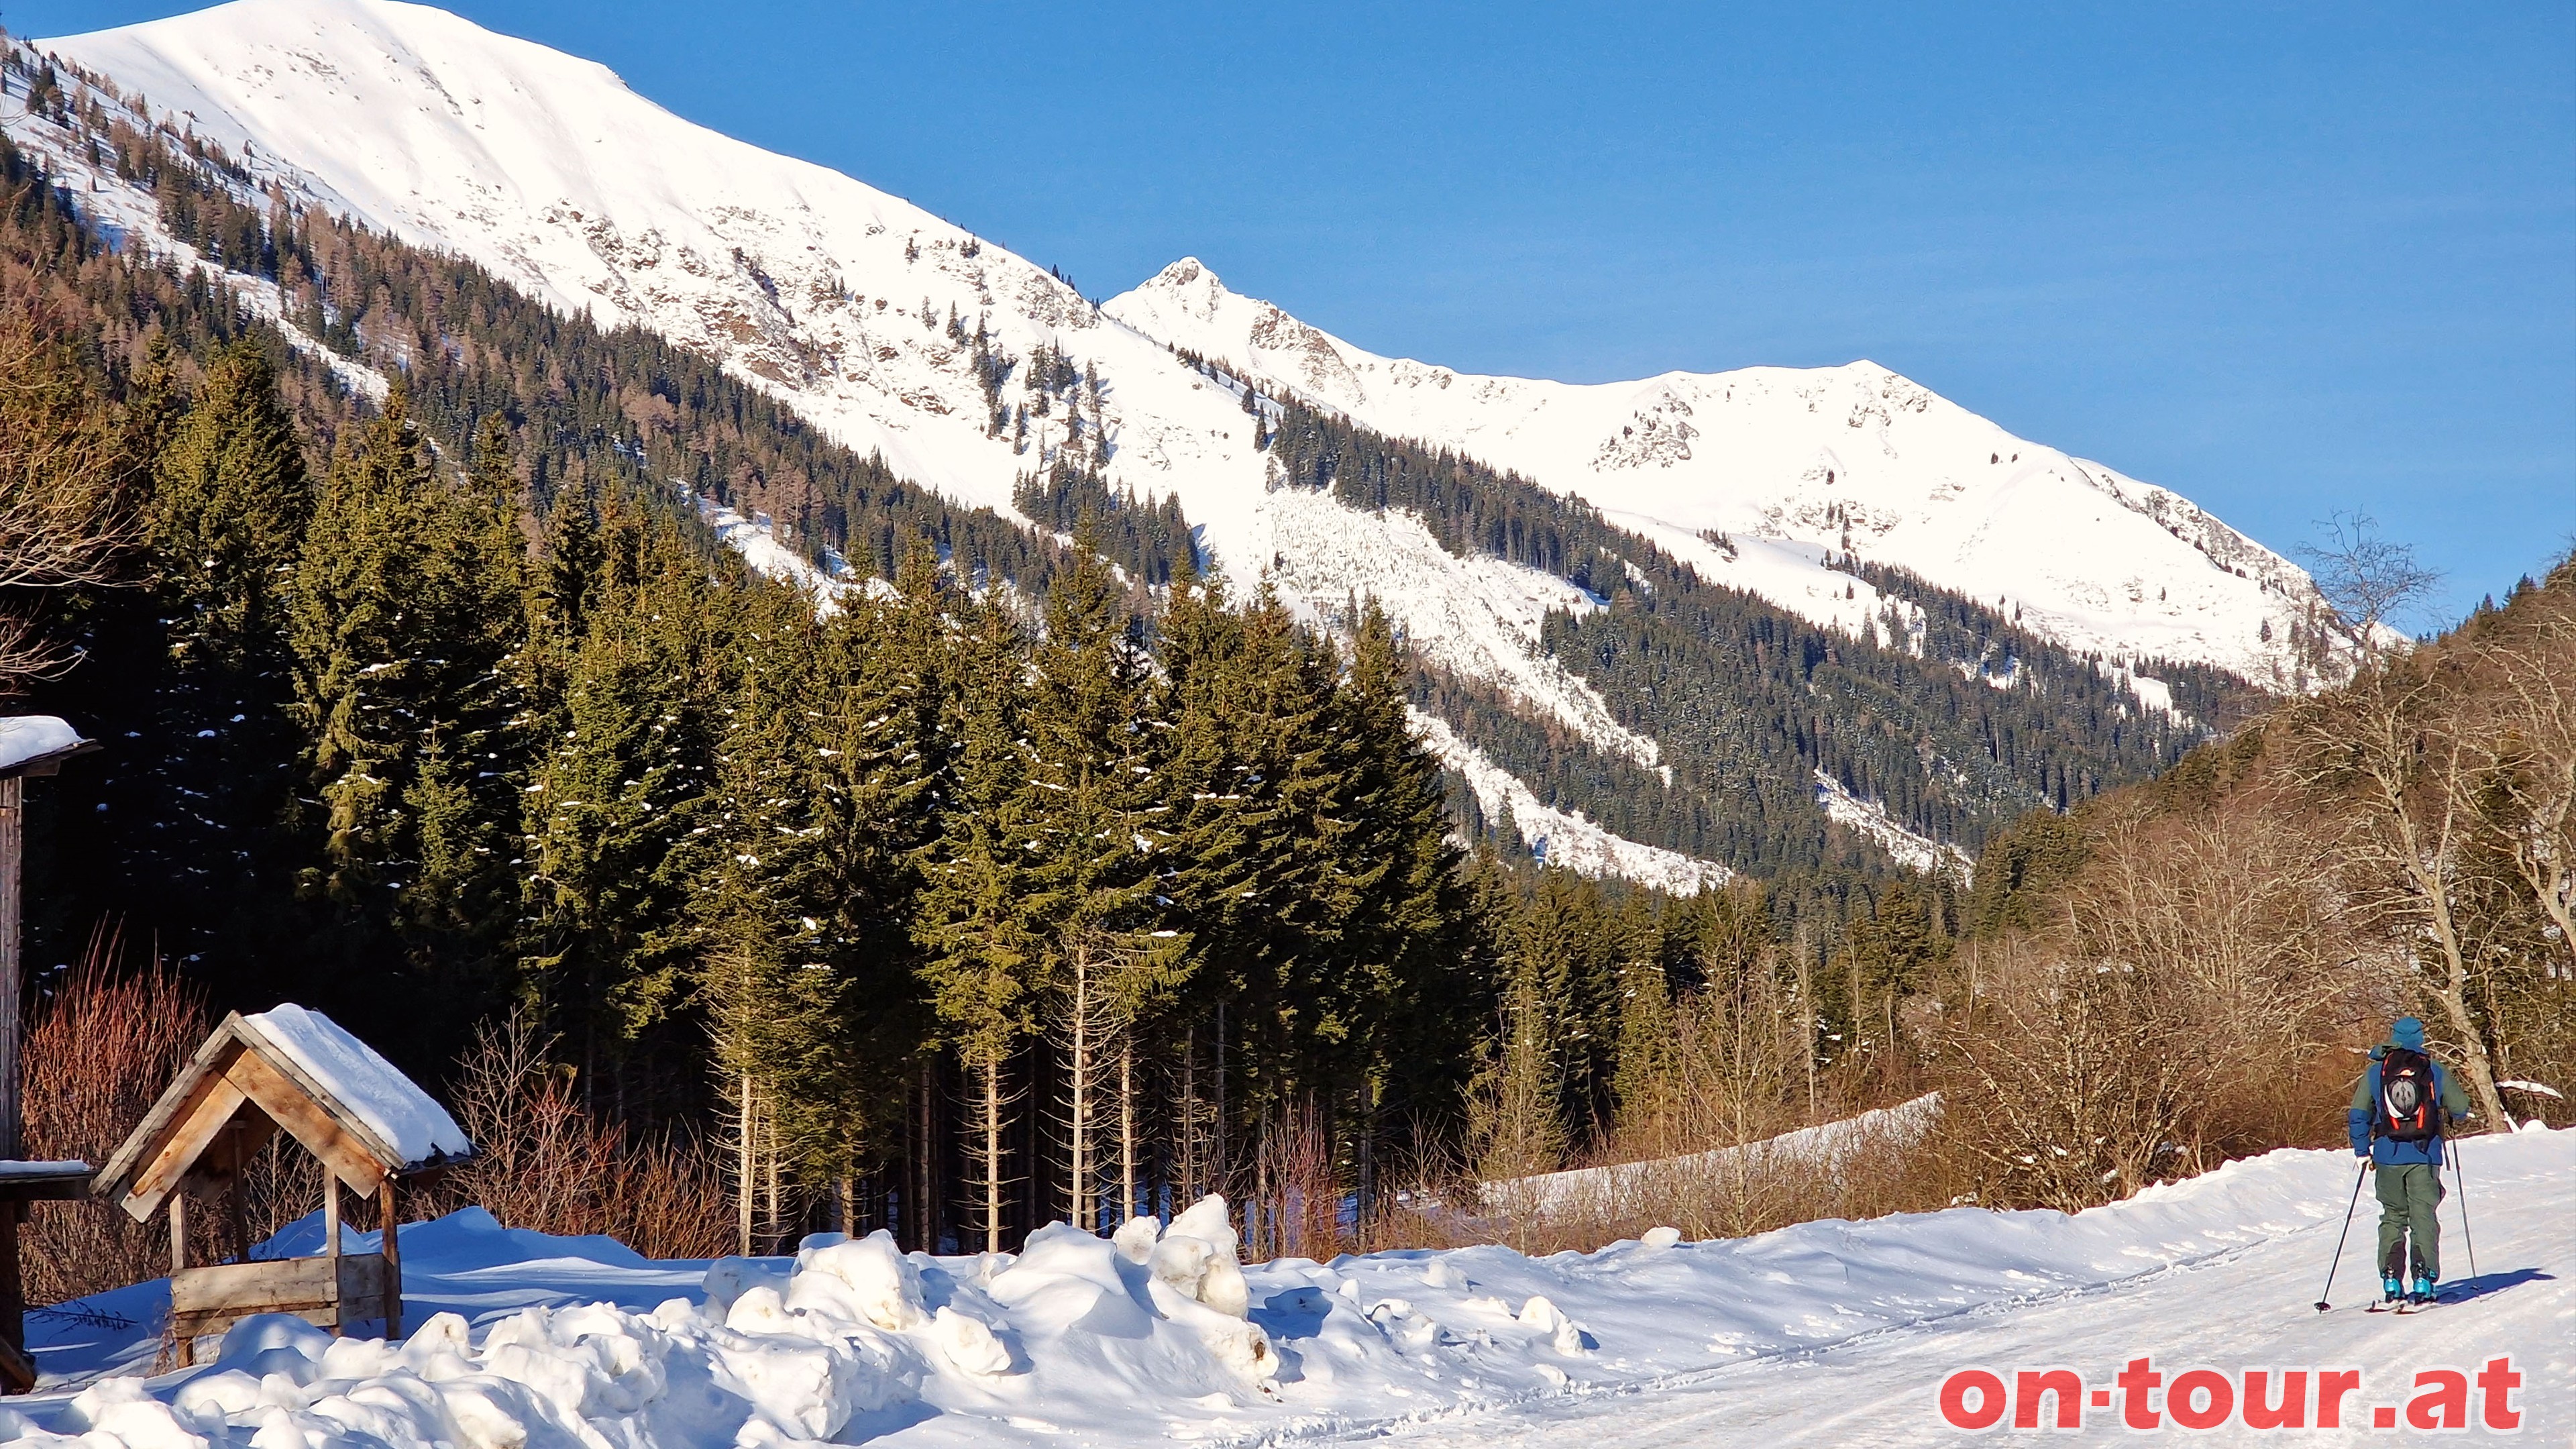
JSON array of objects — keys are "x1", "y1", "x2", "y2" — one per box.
[
  {"x1": 0, "y1": 1333, "x2": 32, "y2": 1397},
  {"x1": 223, "y1": 1049, "x2": 386, "y2": 1195},
  {"x1": 168, "y1": 1194, "x2": 186, "y2": 1274},
  {"x1": 233, "y1": 1026, "x2": 403, "y2": 1173},
  {"x1": 0, "y1": 776, "x2": 21, "y2": 1165},
  {"x1": 123, "y1": 1073, "x2": 249, "y2": 1221},
  {"x1": 379, "y1": 1179, "x2": 402, "y2": 1339},
  {"x1": 93, "y1": 1019, "x2": 253, "y2": 1199},
  {"x1": 0, "y1": 1201, "x2": 20, "y2": 1368}
]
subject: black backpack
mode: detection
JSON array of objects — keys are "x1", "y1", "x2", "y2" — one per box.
[{"x1": 2376, "y1": 1047, "x2": 2440, "y2": 1144}]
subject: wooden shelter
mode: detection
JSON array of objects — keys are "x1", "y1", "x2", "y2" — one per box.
[{"x1": 91, "y1": 1006, "x2": 472, "y2": 1364}]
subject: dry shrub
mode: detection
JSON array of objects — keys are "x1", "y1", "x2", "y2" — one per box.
[
  {"x1": 1366, "y1": 1102, "x2": 1949, "y2": 1258},
  {"x1": 1240, "y1": 1100, "x2": 1342, "y2": 1263},
  {"x1": 423, "y1": 1011, "x2": 731, "y2": 1259},
  {"x1": 20, "y1": 930, "x2": 321, "y2": 1305},
  {"x1": 1385, "y1": 947, "x2": 1957, "y2": 1256},
  {"x1": 20, "y1": 932, "x2": 205, "y2": 1303},
  {"x1": 1931, "y1": 794, "x2": 2390, "y2": 1212}
]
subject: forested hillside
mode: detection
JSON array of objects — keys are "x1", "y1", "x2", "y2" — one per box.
[
  {"x1": 12, "y1": 36, "x2": 2536, "y2": 1281},
  {"x1": 1258, "y1": 389, "x2": 2259, "y2": 867}
]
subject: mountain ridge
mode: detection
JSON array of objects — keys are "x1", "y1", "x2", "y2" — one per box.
[{"x1": 15, "y1": 0, "x2": 2335, "y2": 885}]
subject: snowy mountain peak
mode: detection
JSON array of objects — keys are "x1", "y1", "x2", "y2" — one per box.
[
  {"x1": 1108, "y1": 264, "x2": 2343, "y2": 685},
  {"x1": 19, "y1": 1, "x2": 2344, "y2": 887}
]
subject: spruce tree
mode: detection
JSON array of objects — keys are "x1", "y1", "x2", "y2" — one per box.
[
  {"x1": 1022, "y1": 520, "x2": 1183, "y2": 1228},
  {"x1": 912, "y1": 594, "x2": 1045, "y2": 1250}
]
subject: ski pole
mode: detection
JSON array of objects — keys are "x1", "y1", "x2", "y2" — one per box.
[
  {"x1": 2450, "y1": 1138, "x2": 2479, "y2": 1290},
  {"x1": 2315, "y1": 1159, "x2": 2371, "y2": 1312}
]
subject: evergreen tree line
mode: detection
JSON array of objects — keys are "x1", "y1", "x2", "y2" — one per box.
[
  {"x1": 2, "y1": 93, "x2": 1925, "y2": 1253},
  {"x1": 31, "y1": 61, "x2": 2226, "y2": 882}
]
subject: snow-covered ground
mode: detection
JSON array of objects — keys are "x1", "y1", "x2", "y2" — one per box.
[
  {"x1": 1409, "y1": 710, "x2": 1730, "y2": 896},
  {"x1": 17, "y1": 1127, "x2": 2569, "y2": 1446},
  {"x1": 1813, "y1": 773, "x2": 1978, "y2": 881}
]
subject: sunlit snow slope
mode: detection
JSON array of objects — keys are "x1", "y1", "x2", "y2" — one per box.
[
  {"x1": 1109, "y1": 258, "x2": 2337, "y2": 684},
  {"x1": 30, "y1": 0, "x2": 2340, "y2": 885},
  {"x1": 30, "y1": 0, "x2": 1721, "y2": 883}
]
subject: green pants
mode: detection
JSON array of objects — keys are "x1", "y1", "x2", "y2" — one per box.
[{"x1": 2375, "y1": 1161, "x2": 2445, "y2": 1281}]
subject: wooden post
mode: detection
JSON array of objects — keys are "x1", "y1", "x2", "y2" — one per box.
[
  {"x1": 224, "y1": 1124, "x2": 250, "y2": 1265},
  {"x1": 168, "y1": 1193, "x2": 191, "y2": 1367},
  {"x1": 378, "y1": 1179, "x2": 401, "y2": 1340},
  {"x1": 0, "y1": 775, "x2": 20, "y2": 1165}
]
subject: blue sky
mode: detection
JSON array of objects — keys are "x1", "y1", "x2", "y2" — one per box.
[{"x1": 21, "y1": 1, "x2": 2574, "y2": 621}]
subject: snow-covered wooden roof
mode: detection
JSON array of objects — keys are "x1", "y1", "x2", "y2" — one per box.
[
  {"x1": 0, "y1": 714, "x2": 95, "y2": 779},
  {"x1": 93, "y1": 1006, "x2": 472, "y2": 1220}
]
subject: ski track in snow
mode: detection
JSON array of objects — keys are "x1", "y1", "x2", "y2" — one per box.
[{"x1": 15, "y1": 1128, "x2": 2570, "y2": 1446}]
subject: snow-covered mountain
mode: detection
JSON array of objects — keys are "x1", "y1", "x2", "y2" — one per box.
[
  {"x1": 1108, "y1": 258, "x2": 2329, "y2": 684},
  {"x1": 19, "y1": 0, "x2": 2339, "y2": 885}
]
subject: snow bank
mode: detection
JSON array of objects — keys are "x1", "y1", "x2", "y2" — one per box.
[
  {"x1": 240, "y1": 1006, "x2": 471, "y2": 1167},
  {"x1": 20, "y1": 1130, "x2": 2571, "y2": 1446},
  {"x1": 1485, "y1": 1093, "x2": 1943, "y2": 1221}
]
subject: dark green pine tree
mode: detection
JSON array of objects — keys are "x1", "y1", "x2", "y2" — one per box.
[
  {"x1": 1022, "y1": 519, "x2": 1183, "y2": 1228},
  {"x1": 912, "y1": 592, "x2": 1046, "y2": 1251},
  {"x1": 1332, "y1": 599, "x2": 1473, "y2": 1184},
  {"x1": 400, "y1": 414, "x2": 533, "y2": 986},
  {"x1": 699, "y1": 581, "x2": 847, "y2": 1250},
  {"x1": 46, "y1": 334, "x2": 315, "y2": 989},
  {"x1": 285, "y1": 387, "x2": 530, "y2": 1042},
  {"x1": 517, "y1": 512, "x2": 724, "y2": 1120}
]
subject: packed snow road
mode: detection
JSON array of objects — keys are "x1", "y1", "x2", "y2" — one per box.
[
  {"x1": 12, "y1": 1129, "x2": 2569, "y2": 1447},
  {"x1": 1326, "y1": 1132, "x2": 2575, "y2": 1447}
]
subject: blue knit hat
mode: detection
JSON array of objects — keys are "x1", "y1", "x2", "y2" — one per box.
[{"x1": 2392, "y1": 1016, "x2": 2426, "y2": 1051}]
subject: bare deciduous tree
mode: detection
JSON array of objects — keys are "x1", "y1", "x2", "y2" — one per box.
[
  {"x1": 0, "y1": 313, "x2": 142, "y2": 688},
  {"x1": 2281, "y1": 659, "x2": 2512, "y2": 1128},
  {"x1": 2475, "y1": 586, "x2": 2576, "y2": 971},
  {"x1": 2298, "y1": 508, "x2": 2442, "y2": 666}
]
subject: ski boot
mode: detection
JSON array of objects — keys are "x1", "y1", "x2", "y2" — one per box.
[
  {"x1": 2382, "y1": 1276, "x2": 2404, "y2": 1305},
  {"x1": 2411, "y1": 1274, "x2": 2437, "y2": 1306}
]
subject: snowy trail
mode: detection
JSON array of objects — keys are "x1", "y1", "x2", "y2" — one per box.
[
  {"x1": 1326, "y1": 1136, "x2": 2575, "y2": 1446},
  {"x1": 13, "y1": 1130, "x2": 2568, "y2": 1447}
]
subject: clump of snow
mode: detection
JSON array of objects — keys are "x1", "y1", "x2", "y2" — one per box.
[
  {"x1": 786, "y1": 1230, "x2": 926, "y2": 1331},
  {"x1": 239, "y1": 1004, "x2": 471, "y2": 1168},
  {"x1": 1108, "y1": 1210, "x2": 1161, "y2": 1264},
  {"x1": 0, "y1": 716, "x2": 83, "y2": 773},
  {"x1": 1148, "y1": 1193, "x2": 1252, "y2": 1319},
  {"x1": 928, "y1": 1305, "x2": 1010, "y2": 1377}
]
